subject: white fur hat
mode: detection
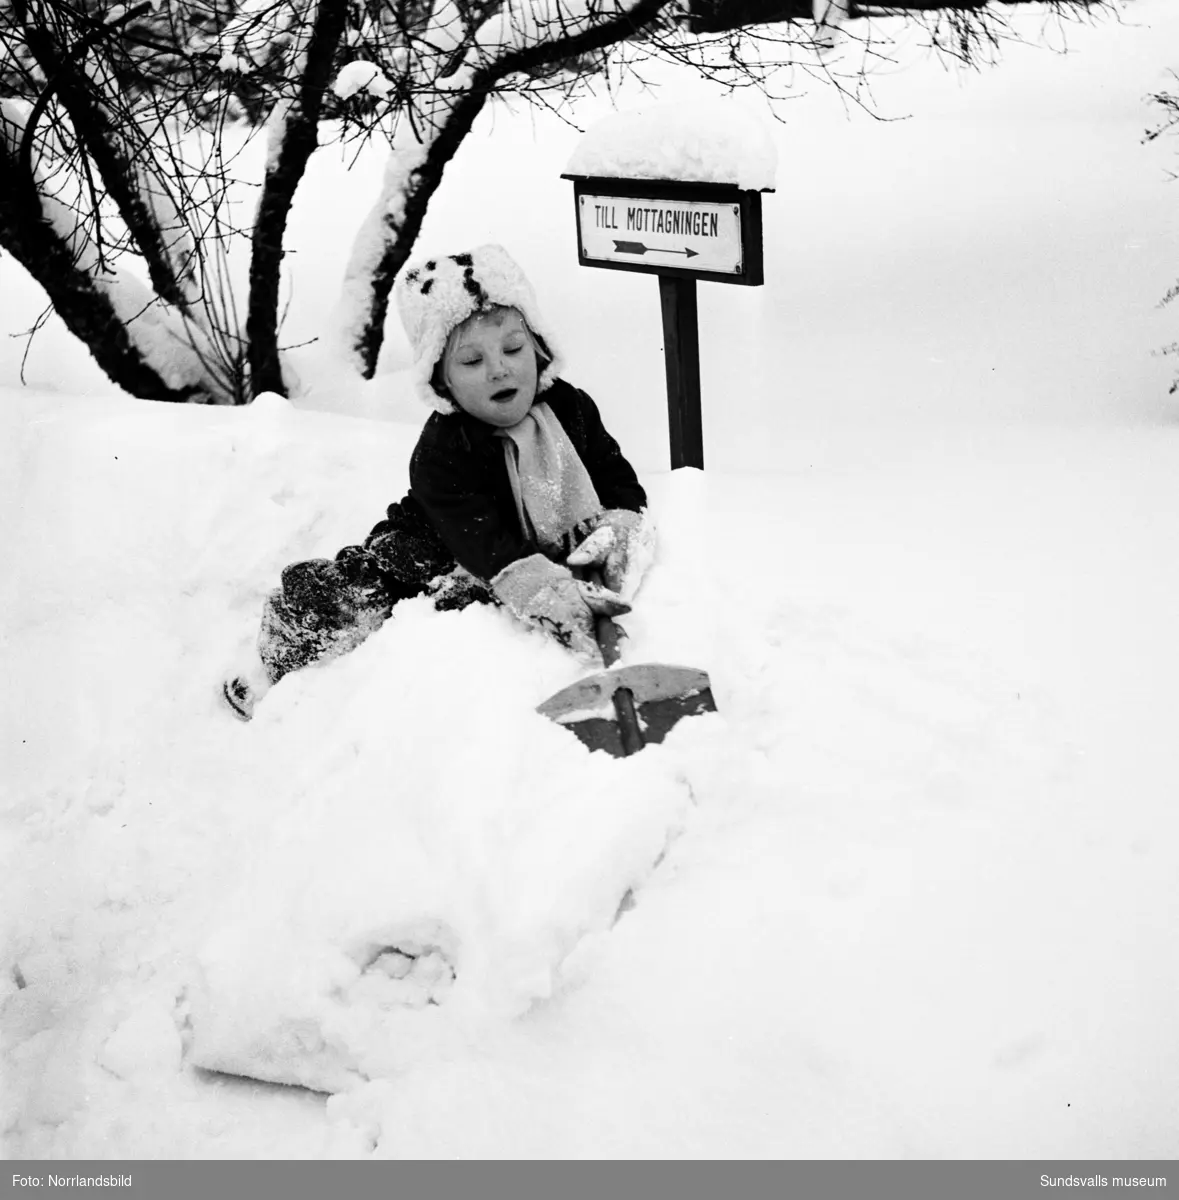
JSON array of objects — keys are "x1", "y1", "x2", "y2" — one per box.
[{"x1": 394, "y1": 244, "x2": 565, "y2": 414}]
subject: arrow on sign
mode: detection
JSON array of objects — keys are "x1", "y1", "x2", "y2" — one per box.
[{"x1": 613, "y1": 241, "x2": 700, "y2": 259}]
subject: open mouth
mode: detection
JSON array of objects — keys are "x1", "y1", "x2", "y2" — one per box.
[{"x1": 491, "y1": 387, "x2": 518, "y2": 402}]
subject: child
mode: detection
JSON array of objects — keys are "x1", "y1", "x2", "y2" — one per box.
[{"x1": 223, "y1": 244, "x2": 653, "y2": 720}]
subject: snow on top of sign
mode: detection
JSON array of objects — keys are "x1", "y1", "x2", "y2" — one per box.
[{"x1": 565, "y1": 100, "x2": 777, "y2": 191}]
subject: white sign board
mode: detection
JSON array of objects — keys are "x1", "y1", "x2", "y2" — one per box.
[{"x1": 577, "y1": 193, "x2": 744, "y2": 276}]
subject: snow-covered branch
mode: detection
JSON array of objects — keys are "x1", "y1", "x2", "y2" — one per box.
[
  {"x1": 246, "y1": 0, "x2": 351, "y2": 397},
  {"x1": 0, "y1": 99, "x2": 215, "y2": 402},
  {"x1": 13, "y1": 0, "x2": 207, "y2": 315},
  {"x1": 336, "y1": 0, "x2": 675, "y2": 376}
]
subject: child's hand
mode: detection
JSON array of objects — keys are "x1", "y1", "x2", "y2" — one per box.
[
  {"x1": 576, "y1": 577, "x2": 631, "y2": 618},
  {"x1": 567, "y1": 509, "x2": 651, "y2": 599},
  {"x1": 492, "y1": 554, "x2": 628, "y2": 665},
  {"x1": 567, "y1": 524, "x2": 616, "y2": 571}
]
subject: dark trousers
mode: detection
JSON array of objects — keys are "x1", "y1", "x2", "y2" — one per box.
[{"x1": 257, "y1": 499, "x2": 493, "y2": 685}]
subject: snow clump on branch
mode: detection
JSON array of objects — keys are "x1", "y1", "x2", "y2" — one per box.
[{"x1": 334, "y1": 61, "x2": 396, "y2": 101}]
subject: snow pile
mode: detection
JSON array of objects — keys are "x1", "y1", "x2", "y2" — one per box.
[
  {"x1": 5, "y1": 382, "x2": 1179, "y2": 1156},
  {"x1": 565, "y1": 100, "x2": 778, "y2": 190},
  {"x1": 0, "y1": 387, "x2": 718, "y2": 1111},
  {"x1": 185, "y1": 610, "x2": 698, "y2": 1092}
]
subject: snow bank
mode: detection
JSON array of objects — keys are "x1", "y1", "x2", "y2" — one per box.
[
  {"x1": 185, "y1": 605, "x2": 698, "y2": 1092},
  {"x1": 0, "y1": 387, "x2": 716, "y2": 1111},
  {"x1": 565, "y1": 100, "x2": 778, "y2": 190},
  {"x1": 5, "y1": 379, "x2": 1179, "y2": 1156}
]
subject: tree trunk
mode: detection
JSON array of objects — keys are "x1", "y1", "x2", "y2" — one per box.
[{"x1": 246, "y1": 0, "x2": 350, "y2": 398}]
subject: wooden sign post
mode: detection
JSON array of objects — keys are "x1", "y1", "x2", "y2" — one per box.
[{"x1": 562, "y1": 174, "x2": 770, "y2": 470}]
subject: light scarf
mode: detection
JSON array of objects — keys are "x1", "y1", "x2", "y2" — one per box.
[{"x1": 497, "y1": 401, "x2": 602, "y2": 556}]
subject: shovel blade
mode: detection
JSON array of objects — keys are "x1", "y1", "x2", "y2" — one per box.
[{"x1": 537, "y1": 663, "x2": 717, "y2": 758}]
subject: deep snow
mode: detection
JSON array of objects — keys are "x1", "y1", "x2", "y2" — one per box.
[{"x1": 3, "y1": 0, "x2": 1179, "y2": 1160}]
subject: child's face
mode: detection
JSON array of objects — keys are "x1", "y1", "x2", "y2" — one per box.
[{"x1": 442, "y1": 307, "x2": 539, "y2": 427}]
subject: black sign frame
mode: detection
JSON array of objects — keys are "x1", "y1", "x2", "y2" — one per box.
[{"x1": 561, "y1": 175, "x2": 768, "y2": 287}]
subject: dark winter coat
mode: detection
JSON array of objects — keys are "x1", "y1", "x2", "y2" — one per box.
[{"x1": 404, "y1": 378, "x2": 647, "y2": 582}]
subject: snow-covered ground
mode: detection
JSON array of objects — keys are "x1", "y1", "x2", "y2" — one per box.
[{"x1": 3, "y1": 0, "x2": 1179, "y2": 1159}]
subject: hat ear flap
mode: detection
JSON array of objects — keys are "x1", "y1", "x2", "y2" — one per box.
[
  {"x1": 429, "y1": 359, "x2": 452, "y2": 403},
  {"x1": 531, "y1": 330, "x2": 553, "y2": 370},
  {"x1": 532, "y1": 329, "x2": 561, "y2": 394}
]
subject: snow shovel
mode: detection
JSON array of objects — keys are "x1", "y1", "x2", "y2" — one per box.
[{"x1": 536, "y1": 571, "x2": 717, "y2": 758}]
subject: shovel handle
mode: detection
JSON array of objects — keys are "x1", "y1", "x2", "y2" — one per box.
[
  {"x1": 584, "y1": 566, "x2": 626, "y2": 668},
  {"x1": 594, "y1": 611, "x2": 625, "y2": 668},
  {"x1": 584, "y1": 567, "x2": 643, "y2": 753}
]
